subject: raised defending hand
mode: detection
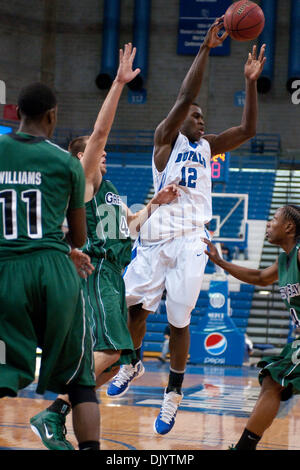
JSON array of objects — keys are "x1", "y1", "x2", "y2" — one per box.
[
  {"x1": 244, "y1": 44, "x2": 267, "y2": 81},
  {"x1": 70, "y1": 249, "x2": 95, "y2": 279},
  {"x1": 153, "y1": 184, "x2": 180, "y2": 205},
  {"x1": 116, "y1": 43, "x2": 141, "y2": 85},
  {"x1": 202, "y1": 238, "x2": 223, "y2": 265},
  {"x1": 203, "y1": 16, "x2": 229, "y2": 49}
]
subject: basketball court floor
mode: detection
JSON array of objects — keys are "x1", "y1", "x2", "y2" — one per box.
[{"x1": 0, "y1": 358, "x2": 300, "y2": 451}]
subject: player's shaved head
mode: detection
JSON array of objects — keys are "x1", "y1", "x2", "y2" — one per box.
[{"x1": 17, "y1": 82, "x2": 57, "y2": 120}]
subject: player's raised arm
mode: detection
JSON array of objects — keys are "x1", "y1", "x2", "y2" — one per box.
[
  {"x1": 202, "y1": 238, "x2": 278, "y2": 286},
  {"x1": 154, "y1": 18, "x2": 228, "y2": 172},
  {"x1": 81, "y1": 43, "x2": 140, "y2": 201},
  {"x1": 203, "y1": 44, "x2": 267, "y2": 156}
]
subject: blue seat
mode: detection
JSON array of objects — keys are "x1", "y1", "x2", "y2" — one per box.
[
  {"x1": 231, "y1": 318, "x2": 248, "y2": 327},
  {"x1": 231, "y1": 309, "x2": 251, "y2": 318},
  {"x1": 143, "y1": 342, "x2": 162, "y2": 352},
  {"x1": 230, "y1": 291, "x2": 253, "y2": 300},
  {"x1": 144, "y1": 332, "x2": 165, "y2": 342},
  {"x1": 231, "y1": 299, "x2": 252, "y2": 309},
  {"x1": 150, "y1": 313, "x2": 168, "y2": 323},
  {"x1": 146, "y1": 322, "x2": 167, "y2": 332}
]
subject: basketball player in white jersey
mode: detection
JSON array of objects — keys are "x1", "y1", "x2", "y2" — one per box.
[{"x1": 107, "y1": 17, "x2": 267, "y2": 435}]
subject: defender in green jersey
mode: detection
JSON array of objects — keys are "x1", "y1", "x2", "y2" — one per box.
[
  {"x1": 30, "y1": 43, "x2": 179, "y2": 450},
  {"x1": 70, "y1": 143, "x2": 178, "y2": 383},
  {"x1": 0, "y1": 82, "x2": 100, "y2": 451},
  {"x1": 204, "y1": 205, "x2": 300, "y2": 450}
]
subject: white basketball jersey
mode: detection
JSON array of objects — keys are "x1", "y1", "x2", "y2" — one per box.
[{"x1": 140, "y1": 132, "x2": 212, "y2": 242}]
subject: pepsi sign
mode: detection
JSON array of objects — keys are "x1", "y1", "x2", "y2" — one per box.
[{"x1": 204, "y1": 333, "x2": 227, "y2": 356}]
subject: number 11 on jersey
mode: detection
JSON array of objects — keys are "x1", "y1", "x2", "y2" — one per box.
[{"x1": 0, "y1": 189, "x2": 42, "y2": 239}]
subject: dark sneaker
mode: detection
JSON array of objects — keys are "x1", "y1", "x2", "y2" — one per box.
[{"x1": 30, "y1": 409, "x2": 74, "y2": 450}]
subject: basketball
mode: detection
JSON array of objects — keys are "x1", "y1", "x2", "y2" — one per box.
[{"x1": 224, "y1": 1, "x2": 265, "y2": 41}]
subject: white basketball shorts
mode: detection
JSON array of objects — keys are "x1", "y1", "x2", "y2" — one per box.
[{"x1": 124, "y1": 232, "x2": 209, "y2": 328}]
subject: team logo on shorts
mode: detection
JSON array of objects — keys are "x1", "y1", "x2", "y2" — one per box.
[{"x1": 204, "y1": 333, "x2": 227, "y2": 356}]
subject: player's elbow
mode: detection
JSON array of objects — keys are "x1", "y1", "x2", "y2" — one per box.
[
  {"x1": 247, "y1": 129, "x2": 256, "y2": 140},
  {"x1": 241, "y1": 124, "x2": 256, "y2": 140},
  {"x1": 257, "y1": 277, "x2": 271, "y2": 287}
]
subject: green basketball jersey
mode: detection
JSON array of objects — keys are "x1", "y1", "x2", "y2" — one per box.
[
  {"x1": 278, "y1": 244, "x2": 300, "y2": 321},
  {"x1": 83, "y1": 179, "x2": 132, "y2": 271},
  {"x1": 0, "y1": 132, "x2": 85, "y2": 258}
]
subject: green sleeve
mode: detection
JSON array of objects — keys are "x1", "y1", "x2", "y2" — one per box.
[{"x1": 68, "y1": 156, "x2": 86, "y2": 210}]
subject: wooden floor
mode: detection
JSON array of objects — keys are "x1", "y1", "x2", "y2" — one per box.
[{"x1": 1, "y1": 358, "x2": 300, "y2": 451}]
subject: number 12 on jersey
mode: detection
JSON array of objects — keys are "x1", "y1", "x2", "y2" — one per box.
[{"x1": 179, "y1": 167, "x2": 197, "y2": 188}]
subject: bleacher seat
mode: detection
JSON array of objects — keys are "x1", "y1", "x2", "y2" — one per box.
[
  {"x1": 205, "y1": 170, "x2": 275, "y2": 274},
  {"x1": 144, "y1": 332, "x2": 165, "y2": 342},
  {"x1": 213, "y1": 171, "x2": 275, "y2": 223},
  {"x1": 106, "y1": 166, "x2": 153, "y2": 206}
]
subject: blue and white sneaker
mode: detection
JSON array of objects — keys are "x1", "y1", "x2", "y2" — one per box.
[
  {"x1": 106, "y1": 361, "x2": 145, "y2": 398},
  {"x1": 153, "y1": 388, "x2": 183, "y2": 435}
]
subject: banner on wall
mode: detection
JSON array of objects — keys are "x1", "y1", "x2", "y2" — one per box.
[
  {"x1": 189, "y1": 277, "x2": 245, "y2": 366},
  {"x1": 178, "y1": 0, "x2": 231, "y2": 56}
]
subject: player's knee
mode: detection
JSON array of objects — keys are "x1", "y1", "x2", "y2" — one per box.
[
  {"x1": 67, "y1": 384, "x2": 98, "y2": 408},
  {"x1": 129, "y1": 304, "x2": 150, "y2": 324},
  {"x1": 169, "y1": 323, "x2": 190, "y2": 334},
  {"x1": 166, "y1": 299, "x2": 192, "y2": 328},
  {"x1": 95, "y1": 349, "x2": 121, "y2": 362},
  {"x1": 113, "y1": 350, "x2": 121, "y2": 361},
  {"x1": 261, "y1": 374, "x2": 284, "y2": 395},
  {"x1": 106, "y1": 350, "x2": 121, "y2": 365}
]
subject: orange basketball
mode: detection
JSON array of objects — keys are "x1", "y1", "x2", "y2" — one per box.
[{"x1": 224, "y1": 1, "x2": 265, "y2": 41}]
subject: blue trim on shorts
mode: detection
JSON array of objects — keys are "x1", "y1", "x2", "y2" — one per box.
[
  {"x1": 157, "y1": 172, "x2": 166, "y2": 192},
  {"x1": 131, "y1": 236, "x2": 140, "y2": 260},
  {"x1": 122, "y1": 236, "x2": 140, "y2": 278},
  {"x1": 204, "y1": 227, "x2": 211, "y2": 240}
]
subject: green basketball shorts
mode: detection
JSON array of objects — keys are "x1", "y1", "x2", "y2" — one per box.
[
  {"x1": 0, "y1": 250, "x2": 95, "y2": 397},
  {"x1": 258, "y1": 337, "x2": 300, "y2": 401},
  {"x1": 82, "y1": 257, "x2": 135, "y2": 367}
]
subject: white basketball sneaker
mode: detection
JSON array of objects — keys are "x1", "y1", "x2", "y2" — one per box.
[
  {"x1": 153, "y1": 388, "x2": 183, "y2": 435},
  {"x1": 106, "y1": 360, "x2": 145, "y2": 398}
]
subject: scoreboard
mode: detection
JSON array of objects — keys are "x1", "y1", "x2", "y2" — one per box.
[{"x1": 211, "y1": 152, "x2": 230, "y2": 183}]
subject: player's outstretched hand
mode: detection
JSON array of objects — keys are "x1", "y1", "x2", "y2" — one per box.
[
  {"x1": 70, "y1": 249, "x2": 95, "y2": 279},
  {"x1": 202, "y1": 238, "x2": 223, "y2": 265},
  {"x1": 203, "y1": 16, "x2": 228, "y2": 49},
  {"x1": 244, "y1": 44, "x2": 267, "y2": 81},
  {"x1": 116, "y1": 43, "x2": 141, "y2": 85},
  {"x1": 153, "y1": 184, "x2": 180, "y2": 205}
]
